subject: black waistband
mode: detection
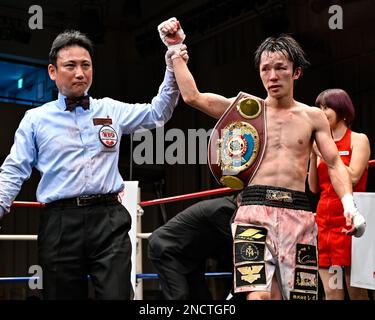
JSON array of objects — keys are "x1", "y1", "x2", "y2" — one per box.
[
  {"x1": 46, "y1": 193, "x2": 120, "y2": 208},
  {"x1": 240, "y1": 185, "x2": 311, "y2": 211}
]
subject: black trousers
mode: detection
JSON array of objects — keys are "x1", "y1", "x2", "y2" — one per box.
[
  {"x1": 148, "y1": 195, "x2": 237, "y2": 300},
  {"x1": 38, "y1": 202, "x2": 133, "y2": 300}
]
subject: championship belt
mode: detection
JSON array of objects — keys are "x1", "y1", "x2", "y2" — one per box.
[{"x1": 208, "y1": 92, "x2": 267, "y2": 190}]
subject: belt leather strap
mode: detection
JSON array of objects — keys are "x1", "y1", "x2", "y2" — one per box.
[{"x1": 46, "y1": 193, "x2": 120, "y2": 207}]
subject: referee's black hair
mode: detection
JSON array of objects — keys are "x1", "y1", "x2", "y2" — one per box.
[{"x1": 49, "y1": 30, "x2": 93, "y2": 67}]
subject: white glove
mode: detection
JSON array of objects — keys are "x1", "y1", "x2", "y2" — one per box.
[
  {"x1": 341, "y1": 194, "x2": 366, "y2": 238},
  {"x1": 158, "y1": 17, "x2": 186, "y2": 49},
  {"x1": 165, "y1": 44, "x2": 189, "y2": 72},
  {"x1": 165, "y1": 50, "x2": 174, "y2": 72}
]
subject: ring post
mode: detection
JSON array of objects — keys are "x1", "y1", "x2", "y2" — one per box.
[{"x1": 120, "y1": 181, "x2": 140, "y2": 300}]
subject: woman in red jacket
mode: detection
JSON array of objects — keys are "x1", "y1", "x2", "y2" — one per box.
[{"x1": 309, "y1": 88, "x2": 370, "y2": 300}]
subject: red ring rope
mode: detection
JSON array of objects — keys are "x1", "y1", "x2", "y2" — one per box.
[
  {"x1": 10, "y1": 187, "x2": 233, "y2": 208},
  {"x1": 9, "y1": 159, "x2": 375, "y2": 208},
  {"x1": 140, "y1": 187, "x2": 233, "y2": 207}
]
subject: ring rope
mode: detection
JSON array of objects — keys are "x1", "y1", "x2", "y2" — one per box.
[
  {"x1": 0, "y1": 272, "x2": 233, "y2": 283},
  {"x1": 139, "y1": 187, "x2": 233, "y2": 207},
  {"x1": 0, "y1": 235, "x2": 37, "y2": 241},
  {"x1": 9, "y1": 159, "x2": 375, "y2": 209},
  {"x1": 10, "y1": 187, "x2": 233, "y2": 208},
  {"x1": 0, "y1": 233, "x2": 151, "y2": 241}
]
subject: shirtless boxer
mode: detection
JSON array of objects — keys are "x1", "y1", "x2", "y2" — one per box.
[{"x1": 158, "y1": 18, "x2": 366, "y2": 300}]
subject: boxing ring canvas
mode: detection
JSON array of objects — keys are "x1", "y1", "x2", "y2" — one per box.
[{"x1": 352, "y1": 192, "x2": 375, "y2": 290}]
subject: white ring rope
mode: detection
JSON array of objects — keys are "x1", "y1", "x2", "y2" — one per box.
[
  {"x1": 0, "y1": 233, "x2": 151, "y2": 241},
  {"x1": 0, "y1": 235, "x2": 37, "y2": 241}
]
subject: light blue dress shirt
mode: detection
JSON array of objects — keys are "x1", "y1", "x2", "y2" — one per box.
[{"x1": 0, "y1": 70, "x2": 179, "y2": 210}]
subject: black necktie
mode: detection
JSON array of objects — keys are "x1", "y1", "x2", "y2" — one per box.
[{"x1": 65, "y1": 95, "x2": 90, "y2": 111}]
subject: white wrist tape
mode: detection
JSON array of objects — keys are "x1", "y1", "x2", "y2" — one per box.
[
  {"x1": 158, "y1": 17, "x2": 186, "y2": 48},
  {"x1": 341, "y1": 193, "x2": 356, "y2": 215},
  {"x1": 341, "y1": 193, "x2": 366, "y2": 237}
]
